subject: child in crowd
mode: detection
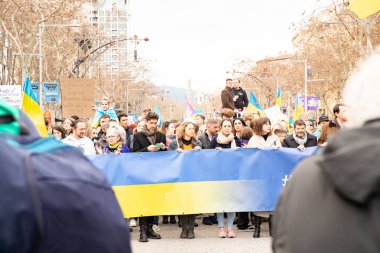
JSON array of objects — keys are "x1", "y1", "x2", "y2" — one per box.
[{"x1": 92, "y1": 97, "x2": 118, "y2": 127}]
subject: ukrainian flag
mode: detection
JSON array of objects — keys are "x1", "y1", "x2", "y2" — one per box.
[
  {"x1": 154, "y1": 104, "x2": 163, "y2": 126},
  {"x1": 349, "y1": 0, "x2": 380, "y2": 19},
  {"x1": 275, "y1": 87, "x2": 282, "y2": 107},
  {"x1": 91, "y1": 147, "x2": 319, "y2": 217},
  {"x1": 22, "y1": 75, "x2": 48, "y2": 136},
  {"x1": 293, "y1": 94, "x2": 304, "y2": 121},
  {"x1": 247, "y1": 91, "x2": 265, "y2": 117}
]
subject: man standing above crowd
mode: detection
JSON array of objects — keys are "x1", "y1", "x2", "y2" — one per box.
[
  {"x1": 318, "y1": 103, "x2": 346, "y2": 146},
  {"x1": 63, "y1": 119, "x2": 96, "y2": 156},
  {"x1": 221, "y1": 78, "x2": 236, "y2": 111},
  {"x1": 132, "y1": 112, "x2": 167, "y2": 242},
  {"x1": 283, "y1": 119, "x2": 317, "y2": 150},
  {"x1": 233, "y1": 79, "x2": 249, "y2": 113}
]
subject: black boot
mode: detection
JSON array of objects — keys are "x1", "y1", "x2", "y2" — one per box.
[
  {"x1": 170, "y1": 215, "x2": 177, "y2": 224},
  {"x1": 139, "y1": 224, "x2": 148, "y2": 242},
  {"x1": 253, "y1": 215, "x2": 262, "y2": 238},
  {"x1": 268, "y1": 214, "x2": 273, "y2": 237},
  {"x1": 147, "y1": 225, "x2": 161, "y2": 239},
  {"x1": 187, "y1": 215, "x2": 195, "y2": 239},
  {"x1": 202, "y1": 216, "x2": 212, "y2": 225},
  {"x1": 162, "y1": 216, "x2": 169, "y2": 224},
  {"x1": 180, "y1": 216, "x2": 188, "y2": 239}
]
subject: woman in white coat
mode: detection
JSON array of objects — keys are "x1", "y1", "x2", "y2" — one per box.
[{"x1": 247, "y1": 117, "x2": 281, "y2": 238}]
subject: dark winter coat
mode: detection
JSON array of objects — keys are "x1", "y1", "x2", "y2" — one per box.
[
  {"x1": 132, "y1": 131, "x2": 167, "y2": 152},
  {"x1": 272, "y1": 120, "x2": 380, "y2": 253},
  {"x1": 221, "y1": 87, "x2": 235, "y2": 110},
  {"x1": 198, "y1": 131, "x2": 215, "y2": 149},
  {"x1": 209, "y1": 135, "x2": 242, "y2": 149},
  {"x1": 124, "y1": 126, "x2": 133, "y2": 149},
  {"x1": 233, "y1": 87, "x2": 249, "y2": 111},
  {"x1": 282, "y1": 133, "x2": 318, "y2": 148}
]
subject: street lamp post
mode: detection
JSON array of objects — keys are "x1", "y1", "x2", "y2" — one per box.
[{"x1": 38, "y1": 23, "x2": 80, "y2": 108}]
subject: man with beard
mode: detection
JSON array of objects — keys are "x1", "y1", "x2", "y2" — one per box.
[
  {"x1": 221, "y1": 78, "x2": 237, "y2": 111},
  {"x1": 282, "y1": 119, "x2": 317, "y2": 150},
  {"x1": 132, "y1": 112, "x2": 167, "y2": 242}
]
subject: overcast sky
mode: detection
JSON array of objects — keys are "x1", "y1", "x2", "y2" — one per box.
[{"x1": 129, "y1": 0, "x2": 332, "y2": 91}]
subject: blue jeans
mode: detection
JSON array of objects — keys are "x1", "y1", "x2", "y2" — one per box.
[{"x1": 217, "y1": 212, "x2": 235, "y2": 229}]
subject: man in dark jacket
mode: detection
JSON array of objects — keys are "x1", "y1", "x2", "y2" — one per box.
[
  {"x1": 132, "y1": 112, "x2": 166, "y2": 242},
  {"x1": 118, "y1": 112, "x2": 133, "y2": 149},
  {"x1": 273, "y1": 53, "x2": 380, "y2": 253},
  {"x1": 221, "y1": 78, "x2": 236, "y2": 111},
  {"x1": 233, "y1": 79, "x2": 249, "y2": 112},
  {"x1": 198, "y1": 119, "x2": 219, "y2": 225},
  {"x1": 198, "y1": 119, "x2": 219, "y2": 149},
  {"x1": 283, "y1": 119, "x2": 317, "y2": 150}
]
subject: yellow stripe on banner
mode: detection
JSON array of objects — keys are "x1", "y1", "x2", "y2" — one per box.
[
  {"x1": 22, "y1": 94, "x2": 48, "y2": 136},
  {"x1": 113, "y1": 180, "x2": 262, "y2": 218}
]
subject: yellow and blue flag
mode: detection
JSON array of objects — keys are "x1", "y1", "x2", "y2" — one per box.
[
  {"x1": 247, "y1": 91, "x2": 265, "y2": 117},
  {"x1": 349, "y1": 0, "x2": 380, "y2": 19},
  {"x1": 154, "y1": 104, "x2": 163, "y2": 126},
  {"x1": 275, "y1": 87, "x2": 282, "y2": 107},
  {"x1": 91, "y1": 147, "x2": 319, "y2": 217},
  {"x1": 293, "y1": 94, "x2": 304, "y2": 121},
  {"x1": 22, "y1": 75, "x2": 48, "y2": 136}
]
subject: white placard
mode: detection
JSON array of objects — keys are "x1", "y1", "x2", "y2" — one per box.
[
  {"x1": 264, "y1": 105, "x2": 283, "y2": 124},
  {"x1": 0, "y1": 85, "x2": 22, "y2": 108}
]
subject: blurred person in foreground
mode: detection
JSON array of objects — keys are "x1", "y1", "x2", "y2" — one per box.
[{"x1": 272, "y1": 52, "x2": 380, "y2": 253}]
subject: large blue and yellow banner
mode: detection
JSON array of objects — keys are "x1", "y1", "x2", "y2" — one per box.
[{"x1": 91, "y1": 147, "x2": 318, "y2": 218}]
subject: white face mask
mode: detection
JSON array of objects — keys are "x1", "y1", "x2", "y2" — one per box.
[{"x1": 54, "y1": 135, "x2": 62, "y2": 141}]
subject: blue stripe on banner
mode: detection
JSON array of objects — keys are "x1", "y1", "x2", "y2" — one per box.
[{"x1": 91, "y1": 147, "x2": 318, "y2": 186}]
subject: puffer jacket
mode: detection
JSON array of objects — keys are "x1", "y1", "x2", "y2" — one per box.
[{"x1": 272, "y1": 120, "x2": 380, "y2": 253}]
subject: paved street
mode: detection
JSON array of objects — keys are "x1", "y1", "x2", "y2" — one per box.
[{"x1": 130, "y1": 217, "x2": 272, "y2": 253}]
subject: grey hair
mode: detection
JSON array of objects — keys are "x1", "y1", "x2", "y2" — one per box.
[
  {"x1": 343, "y1": 52, "x2": 380, "y2": 128},
  {"x1": 106, "y1": 125, "x2": 126, "y2": 144}
]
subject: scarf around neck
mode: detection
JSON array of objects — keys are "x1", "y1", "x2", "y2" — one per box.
[
  {"x1": 217, "y1": 132, "x2": 237, "y2": 149},
  {"x1": 142, "y1": 128, "x2": 157, "y2": 145},
  {"x1": 106, "y1": 141, "x2": 122, "y2": 154},
  {"x1": 293, "y1": 132, "x2": 307, "y2": 146}
]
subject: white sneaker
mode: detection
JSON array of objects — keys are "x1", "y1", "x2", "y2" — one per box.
[
  {"x1": 129, "y1": 219, "x2": 137, "y2": 227},
  {"x1": 152, "y1": 224, "x2": 160, "y2": 232}
]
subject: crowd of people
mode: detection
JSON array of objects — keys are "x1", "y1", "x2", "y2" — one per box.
[{"x1": 43, "y1": 91, "x2": 347, "y2": 243}]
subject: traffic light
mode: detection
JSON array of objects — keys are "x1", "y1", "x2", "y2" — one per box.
[{"x1": 134, "y1": 50, "x2": 137, "y2": 61}]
